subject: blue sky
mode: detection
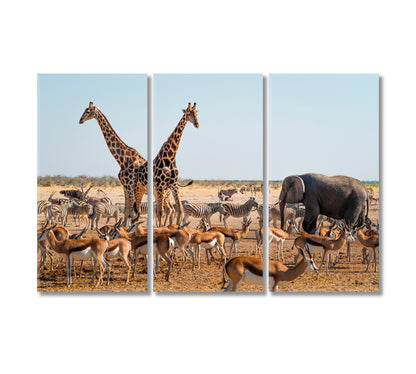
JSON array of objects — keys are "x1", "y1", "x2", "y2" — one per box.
[
  {"x1": 38, "y1": 74, "x2": 377, "y2": 181},
  {"x1": 269, "y1": 74, "x2": 379, "y2": 181},
  {"x1": 153, "y1": 74, "x2": 263, "y2": 180},
  {"x1": 38, "y1": 74, "x2": 147, "y2": 176}
]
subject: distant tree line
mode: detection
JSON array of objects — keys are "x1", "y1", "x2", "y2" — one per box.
[
  {"x1": 37, "y1": 175, "x2": 121, "y2": 187},
  {"x1": 37, "y1": 176, "x2": 378, "y2": 188}
]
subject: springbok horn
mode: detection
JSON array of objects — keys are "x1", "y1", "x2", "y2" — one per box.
[
  {"x1": 115, "y1": 218, "x2": 123, "y2": 228},
  {"x1": 82, "y1": 184, "x2": 93, "y2": 199}
]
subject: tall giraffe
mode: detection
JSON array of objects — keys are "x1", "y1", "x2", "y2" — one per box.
[
  {"x1": 79, "y1": 102, "x2": 146, "y2": 225},
  {"x1": 136, "y1": 103, "x2": 199, "y2": 226}
]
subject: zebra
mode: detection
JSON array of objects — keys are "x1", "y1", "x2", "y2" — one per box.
[
  {"x1": 222, "y1": 197, "x2": 259, "y2": 228},
  {"x1": 89, "y1": 201, "x2": 120, "y2": 229},
  {"x1": 250, "y1": 184, "x2": 262, "y2": 196},
  {"x1": 182, "y1": 202, "x2": 227, "y2": 226},
  {"x1": 37, "y1": 200, "x2": 52, "y2": 222},
  {"x1": 256, "y1": 204, "x2": 279, "y2": 228},
  {"x1": 85, "y1": 196, "x2": 112, "y2": 206},
  {"x1": 134, "y1": 201, "x2": 157, "y2": 216},
  {"x1": 67, "y1": 200, "x2": 93, "y2": 227},
  {"x1": 284, "y1": 204, "x2": 305, "y2": 230},
  {"x1": 218, "y1": 188, "x2": 238, "y2": 201},
  {"x1": 317, "y1": 214, "x2": 340, "y2": 229},
  {"x1": 47, "y1": 200, "x2": 73, "y2": 226},
  {"x1": 47, "y1": 191, "x2": 71, "y2": 205}
]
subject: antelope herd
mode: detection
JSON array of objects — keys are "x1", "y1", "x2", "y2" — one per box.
[
  {"x1": 37, "y1": 102, "x2": 379, "y2": 292},
  {"x1": 37, "y1": 182, "x2": 379, "y2": 292}
]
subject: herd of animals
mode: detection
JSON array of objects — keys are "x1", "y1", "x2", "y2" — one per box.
[{"x1": 37, "y1": 102, "x2": 380, "y2": 292}]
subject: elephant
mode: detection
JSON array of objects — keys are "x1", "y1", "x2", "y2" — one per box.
[{"x1": 279, "y1": 173, "x2": 369, "y2": 234}]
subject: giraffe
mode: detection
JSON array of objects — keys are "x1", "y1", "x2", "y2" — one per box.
[
  {"x1": 79, "y1": 102, "x2": 146, "y2": 225},
  {"x1": 136, "y1": 103, "x2": 199, "y2": 226}
]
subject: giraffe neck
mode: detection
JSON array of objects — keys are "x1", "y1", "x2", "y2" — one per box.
[
  {"x1": 155, "y1": 115, "x2": 188, "y2": 163},
  {"x1": 94, "y1": 109, "x2": 145, "y2": 167}
]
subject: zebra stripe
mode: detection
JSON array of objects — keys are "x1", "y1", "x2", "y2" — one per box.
[
  {"x1": 67, "y1": 200, "x2": 93, "y2": 226},
  {"x1": 37, "y1": 200, "x2": 52, "y2": 216},
  {"x1": 182, "y1": 202, "x2": 226, "y2": 225},
  {"x1": 90, "y1": 202, "x2": 120, "y2": 228},
  {"x1": 222, "y1": 197, "x2": 259, "y2": 228},
  {"x1": 48, "y1": 201, "x2": 72, "y2": 226}
]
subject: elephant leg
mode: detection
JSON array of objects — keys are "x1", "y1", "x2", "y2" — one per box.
[
  {"x1": 344, "y1": 203, "x2": 363, "y2": 231},
  {"x1": 303, "y1": 205, "x2": 319, "y2": 234}
]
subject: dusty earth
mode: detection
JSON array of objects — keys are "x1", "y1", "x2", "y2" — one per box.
[{"x1": 37, "y1": 185, "x2": 379, "y2": 293}]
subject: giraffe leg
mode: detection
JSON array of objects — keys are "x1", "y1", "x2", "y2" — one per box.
[
  {"x1": 162, "y1": 193, "x2": 174, "y2": 226},
  {"x1": 121, "y1": 186, "x2": 130, "y2": 226},
  {"x1": 134, "y1": 185, "x2": 146, "y2": 224},
  {"x1": 171, "y1": 186, "x2": 183, "y2": 225},
  {"x1": 154, "y1": 190, "x2": 164, "y2": 227},
  {"x1": 166, "y1": 197, "x2": 175, "y2": 226}
]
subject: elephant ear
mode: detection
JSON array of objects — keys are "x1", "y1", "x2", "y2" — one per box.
[{"x1": 280, "y1": 175, "x2": 305, "y2": 204}]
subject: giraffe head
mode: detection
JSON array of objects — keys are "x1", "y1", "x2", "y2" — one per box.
[
  {"x1": 182, "y1": 102, "x2": 199, "y2": 128},
  {"x1": 79, "y1": 102, "x2": 98, "y2": 124}
]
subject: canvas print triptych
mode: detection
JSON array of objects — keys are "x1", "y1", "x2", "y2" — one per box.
[{"x1": 37, "y1": 74, "x2": 379, "y2": 293}]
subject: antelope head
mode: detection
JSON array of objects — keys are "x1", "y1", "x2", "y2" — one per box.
[{"x1": 300, "y1": 247, "x2": 319, "y2": 274}]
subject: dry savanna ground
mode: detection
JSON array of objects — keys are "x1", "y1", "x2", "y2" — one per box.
[
  {"x1": 37, "y1": 186, "x2": 148, "y2": 293},
  {"x1": 37, "y1": 184, "x2": 379, "y2": 293}
]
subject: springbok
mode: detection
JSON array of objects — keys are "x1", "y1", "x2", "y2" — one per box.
[
  {"x1": 116, "y1": 228, "x2": 174, "y2": 281},
  {"x1": 38, "y1": 224, "x2": 110, "y2": 287},
  {"x1": 255, "y1": 219, "x2": 298, "y2": 260},
  {"x1": 356, "y1": 229, "x2": 379, "y2": 272},
  {"x1": 292, "y1": 225, "x2": 355, "y2": 275},
  {"x1": 222, "y1": 247, "x2": 318, "y2": 292},
  {"x1": 189, "y1": 229, "x2": 227, "y2": 270},
  {"x1": 199, "y1": 217, "x2": 252, "y2": 258},
  {"x1": 96, "y1": 228, "x2": 132, "y2": 284},
  {"x1": 37, "y1": 224, "x2": 69, "y2": 271}
]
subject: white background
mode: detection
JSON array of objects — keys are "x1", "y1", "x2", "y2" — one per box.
[{"x1": 1, "y1": 1, "x2": 414, "y2": 373}]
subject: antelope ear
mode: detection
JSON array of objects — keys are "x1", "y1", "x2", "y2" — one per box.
[{"x1": 89, "y1": 102, "x2": 93, "y2": 108}]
